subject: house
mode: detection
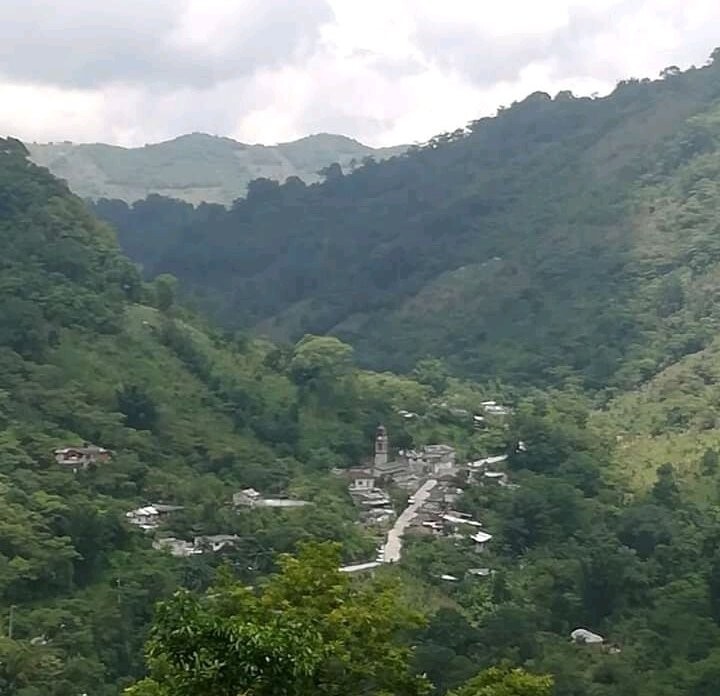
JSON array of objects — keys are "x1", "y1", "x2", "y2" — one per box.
[
  {"x1": 373, "y1": 459, "x2": 411, "y2": 479},
  {"x1": 357, "y1": 490, "x2": 392, "y2": 508},
  {"x1": 54, "y1": 444, "x2": 112, "y2": 469},
  {"x1": 339, "y1": 561, "x2": 382, "y2": 574},
  {"x1": 467, "y1": 454, "x2": 508, "y2": 471},
  {"x1": 441, "y1": 513, "x2": 484, "y2": 533},
  {"x1": 233, "y1": 488, "x2": 310, "y2": 508},
  {"x1": 345, "y1": 468, "x2": 376, "y2": 492},
  {"x1": 421, "y1": 520, "x2": 444, "y2": 535},
  {"x1": 422, "y1": 444, "x2": 457, "y2": 469},
  {"x1": 360, "y1": 508, "x2": 395, "y2": 527},
  {"x1": 470, "y1": 530, "x2": 493, "y2": 551},
  {"x1": 257, "y1": 498, "x2": 310, "y2": 508},
  {"x1": 467, "y1": 568, "x2": 493, "y2": 578},
  {"x1": 483, "y1": 471, "x2": 509, "y2": 486},
  {"x1": 233, "y1": 488, "x2": 263, "y2": 506},
  {"x1": 126, "y1": 504, "x2": 184, "y2": 531},
  {"x1": 481, "y1": 401, "x2": 512, "y2": 416},
  {"x1": 153, "y1": 537, "x2": 200, "y2": 557},
  {"x1": 194, "y1": 535, "x2": 240, "y2": 553},
  {"x1": 571, "y1": 628, "x2": 604, "y2": 646},
  {"x1": 393, "y1": 472, "x2": 422, "y2": 492}
]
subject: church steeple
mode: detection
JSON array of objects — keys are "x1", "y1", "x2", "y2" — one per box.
[{"x1": 374, "y1": 424, "x2": 388, "y2": 470}]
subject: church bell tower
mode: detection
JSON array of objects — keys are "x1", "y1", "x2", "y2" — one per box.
[{"x1": 374, "y1": 424, "x2": 389, "y2": 471}]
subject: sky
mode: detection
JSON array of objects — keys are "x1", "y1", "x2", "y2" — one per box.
[{"x1": 1, "y1": 0, "x2": 719, "y2": 148}]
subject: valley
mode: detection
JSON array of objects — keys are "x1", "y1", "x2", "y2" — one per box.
[{"x1": 5, "y1": 51, "x2": 720, "y2": 696}]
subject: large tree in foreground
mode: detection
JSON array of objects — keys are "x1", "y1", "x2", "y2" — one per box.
[
  {"x1": 449, "y1": 667, "x2": 553, "y2": 696},
  {"x1": 125, "y1": 542, "x2": 431, "y2": 696}
]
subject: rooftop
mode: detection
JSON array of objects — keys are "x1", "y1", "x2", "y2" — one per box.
[{"x1": 339, "y1": 561, "x2": 382, "y2": 573}]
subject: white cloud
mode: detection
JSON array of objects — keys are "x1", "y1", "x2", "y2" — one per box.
[{"x1": 0, "y1": 0, "x2": 719, "y2": 147}]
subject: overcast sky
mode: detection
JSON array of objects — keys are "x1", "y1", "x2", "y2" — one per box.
[{"x1": 1, "y1": 0, "x2": 719, "y2": 147}]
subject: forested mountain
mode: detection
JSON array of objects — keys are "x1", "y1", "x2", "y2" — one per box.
[
  {"x1": 93, "y1": 51, "x2": 720, "y2": 390},
  {"x1": 8, "y1": 129, "x2": 720, "y2": 696},
  {"x1": 27, "y1": 133, "x2": 406, "y2": 205},
  {"x1": 0, "y1": 137, "x2": 432, "y2": 693}
]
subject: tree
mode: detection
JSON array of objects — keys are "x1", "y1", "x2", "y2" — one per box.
[
  {"x1": 449, "y1": 667, "x2": 553, "y2": 696},
  {"x1": 153, "y1": 273, "x2": 178, "y2": 312},
  {"x1": 318, "y1": 162, "x2": 343, "y2": 182},
  {"x1": 289, "y1": 335, "x2": 354, "y2": 397},
  {"x1": 116, "y1": 384, "x2": 158, "y2": 431},
  {"x1": 125, "y1": 542, "x2": 430, "y2": 696},
  {"x1": 652, "y1": 463, "x2": 680, "y2": 508},
  {"x1": 412, "y1": 358, "x2": 449, "y2": 394}
]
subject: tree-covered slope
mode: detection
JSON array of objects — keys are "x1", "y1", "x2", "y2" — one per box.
[
  {"x1": 93, "y1": 52, "x2": 720, "y2": 389},
  {"x1": 0, "y1": 137, "x2": 441, "y2": 694},
  {"x1": 27, "y1": 132, "x2": 406, "y2": 205}
]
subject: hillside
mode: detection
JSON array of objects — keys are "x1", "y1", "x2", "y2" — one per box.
[
  {"x1": 26, "y1": 132, "x2": 406, "y2": 205},
  {"x1": 92, "y1": 52, "x2": 720, "y2": 391},
  {"x1": 0, "y1": 137, "x2": 437, "y2": 694},
  {"x1": 8, "y1": 135, "x2": 720, "y2": 696}
]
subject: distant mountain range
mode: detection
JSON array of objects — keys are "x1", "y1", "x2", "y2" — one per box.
[{"x1": 26, "y1": 132, "x2": 407, "y2": 205}]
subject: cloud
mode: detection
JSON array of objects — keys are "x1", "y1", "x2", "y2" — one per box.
[
  {"x1": 0, "y1": 0, "x2": 332, "y2": 89},
  {"x1": 0, "y1": 0, "x2": 719, "y2": 148}
]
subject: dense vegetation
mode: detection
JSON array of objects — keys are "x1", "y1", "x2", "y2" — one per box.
[
  {"x1": 0, "y1": 137, "x2": 444, "y2": 694},
  {"x1": 28, "y1": 133, "x2": 406, "y2": 205},
  {"x1": 9, "y1": 50, "x2": 720, "y2": 696},
  {"x1": 93, "y1": 51, "x2": 720, "y2": 390}
]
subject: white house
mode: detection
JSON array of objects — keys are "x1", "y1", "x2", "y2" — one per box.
[
  {"x1": 194, "y1": 535, "x2": 240, "y2": 553},
  {"x1": 471, "y1": 530, "x2": 493, "y2": 552},
  {"x1": 571, "y1": 628, "x2": 604, "y2": 646},
  {"x1": 345, "y1": 468, "x2": 376, "y2": 492}
]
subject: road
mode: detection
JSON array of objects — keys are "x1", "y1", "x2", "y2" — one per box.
[{"x1": 382, "y1": 478, "x2": 437, "y2": 563}]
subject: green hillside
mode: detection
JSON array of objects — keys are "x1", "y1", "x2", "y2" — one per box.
[
  {"x1": 0, "y1": 137, "x2": 436, "y2": 693},
  {"x1": 92, "y1": 51, "x2": 720, "y2": 391},
  {"x1": 8, "y1": 132, "x2": 720, "y2": 696},
  {"x1": 26, "y1": 133, "x2": 406, "y2": 205}
]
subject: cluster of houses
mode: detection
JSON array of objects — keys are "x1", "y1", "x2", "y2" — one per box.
[
  {"x1": 335, "y1": 425, "x2": 515, "y2": 574},
  {"x1": 397, "y1": 399, "x2": 513, "y2": 430},
  {"x1": 152, "y1": 534, "x2": 242, "y2": 557},
  {"x1": 125, "y1": 487, "x2": 311, "y2": 558}
]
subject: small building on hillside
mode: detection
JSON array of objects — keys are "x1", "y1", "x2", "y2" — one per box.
[
  {"x1": 233, "y1": 488, "x2": 310, "y2": 508},
  {"x1": 194, "y1": 535, "x2": 240, "y2": 553},
  {"x1": 54, "y1": 444, "x2": 113, "y2": 470},
  {"x1": 233, "y1": 488, "x2": 263, "y2": 506},
  {"x1": 483, "y1": 471, "x2": 509, "y2": 486},
  {"x1": 480, "y1": 401, "x2": 512, "y2": 416},
  {"x1": 126, "y1": 504, "x2": 184, "y2": 532},
  {"x1": 153, "y1": 537, "x2": 201, "y2": 557},
  {"x1": 339, "y1": 561, "x2": 382, "y2": 574},
  {"x1": 344, "y1": 468, "x2": 376, "y2": 493},
  {"x1": 571, "y1": 628, "x2": 605, "y2": 646},
  {"x1": 470, "y1": 530, "x2": 493, "y2": 551}
]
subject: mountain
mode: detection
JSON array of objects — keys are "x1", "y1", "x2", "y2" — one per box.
[
  {"x1": 93, "y1": 51, "x2": 720, "y2": 390},
  {"x1": 0, "y1": 136, "x2": 438, "y2": 693},
  {"x1": 26, "y1": 132, "x2": 407, "y2": 205},
  {"x1": 8, "y1": 132, "x2": 720, "y2": 696}
]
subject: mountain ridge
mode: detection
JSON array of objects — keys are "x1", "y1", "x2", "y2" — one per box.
[
  {"x1": 92, "y1": 52, "x2": 720, "y2": 390},
  {"x1": 26, "y1": 132, "x2": 408, "y2": 205}
]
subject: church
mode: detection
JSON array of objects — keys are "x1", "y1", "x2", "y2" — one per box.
[{"x1": 371, "y1": 425, "x2": 457, "y2": 480}]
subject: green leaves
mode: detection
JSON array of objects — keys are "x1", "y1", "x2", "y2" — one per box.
[
  {"x1": 449, "y1": 667, "x2": 553, "y2": 696},
  {"x1": 127, "y1": 542, "x2": 430, "y2": 696}
]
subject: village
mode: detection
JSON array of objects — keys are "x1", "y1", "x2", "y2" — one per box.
[
  {"x1": 53, "y1": 422, "x2": 611, "y2": 650},
  {"x1": 51, "y1": 401, "x2": 515, "y2": 567},
  {"x1": 336, "y1": 422, "x2": 512, "y2": 575}
]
